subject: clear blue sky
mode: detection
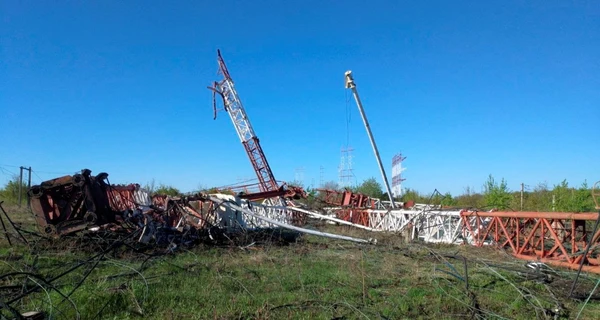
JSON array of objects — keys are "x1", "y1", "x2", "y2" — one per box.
[{"x1": 1, "y1": 1, "x2": 598, "y2": 195}]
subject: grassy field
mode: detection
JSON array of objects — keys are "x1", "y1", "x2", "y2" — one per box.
[{"x1": 1, "y1": 205, "x2": 600, "y2": 319}]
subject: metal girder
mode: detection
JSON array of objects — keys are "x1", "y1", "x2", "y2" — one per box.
[
  {"x1": 210, "y1": 50, "x2": 279, "y2": 193},
  {"x1": 213, "y1": 198, "x2": 372, "y2": 244},
  {"x1": 461, "y1": 211, "x2": 600, "y2": 273},
  {"x1": 317, "y1": 189, "x2": 377, "y2": 208},
  {"x1": 344, "y1": 70, "x2": 395, "y2": 208}
]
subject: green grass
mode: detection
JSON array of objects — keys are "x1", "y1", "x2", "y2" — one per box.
[{"x1": 1, "y1": 207, "x2": 600, "y2": 319}]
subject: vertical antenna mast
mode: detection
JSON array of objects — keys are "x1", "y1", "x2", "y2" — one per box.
[
  {"x1": 344, "y1": 70, "x2": 396, "y2": 208},
  {"x1": 209, "y1": 50, "x2": 279, "y2": 193}
]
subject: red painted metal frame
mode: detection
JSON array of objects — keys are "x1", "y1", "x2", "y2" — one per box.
[
  {"x1": 461, "y1": 211, "x2": 600, "y2": 273},
  {"x1": 214, "y1": 182, "x2": 307, "y2": 201},
  {"x1": 242, "y1": 137, "x2": 278, "y2": 192},
  {"x1": 211, "y1": 51, "x2": 279, "y2": 194},
  {"x1": 107, "y1": 184, "x2": 139, "y2": 212},
  {"x1": 336, "y1": 209, "x2": 370, "y2": 226},
  {"x1": 317, "y1": 189, "x2": 376, "y2": 208}
]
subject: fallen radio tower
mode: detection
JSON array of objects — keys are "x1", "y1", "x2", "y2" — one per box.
[
  {"x1": 208, "y1": 50, "x2": 297, "y2": 206},
  {"x1": 24, "y1": 169, "x2": 372, "y2": 244}
]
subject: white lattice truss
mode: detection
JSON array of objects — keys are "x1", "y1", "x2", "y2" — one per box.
[
  {"x1": 314, "y1": 206, "x2": 483, "y2": 244},
  {"x1": 208, "y1": 195, "x2": 372, "y2": 243},
  {"x1": 412, "y1": 210, "x2": 464, "y2": 244},
  {"x1": 199, "y1": 194, "x2": 290, "y2": 230},
  {"x1": 199, "y1": 194, "x2": 492, "y2": 245}
]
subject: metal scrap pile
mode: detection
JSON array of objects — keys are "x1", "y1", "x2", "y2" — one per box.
[
  {"x1": 24, "y1": 169, "x2": 372, "y2": 250},
  {"x1": 27, "y1": 169, "x2": 244, "y2": 247}
]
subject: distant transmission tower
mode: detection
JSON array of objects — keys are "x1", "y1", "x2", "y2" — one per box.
[
  {"x1": 338, "y1": 146, "x2": 356, "y2": 188},
  {"x1": 391, "y1": 153, "x2": 406, "y2": 198},
  {"x1": 319, "y1": 165, "x2": 324, "y2": 187},
  {"x1": 294, "y1": 167, "x2": 305, "y2": 186}
]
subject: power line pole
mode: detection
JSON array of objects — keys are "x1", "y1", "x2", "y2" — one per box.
[
  {"x1": 17, "y1": 166, "x2": 32, "y2": 208},
  {"x1": 18, "y1": 167, "x2": 23, "y2": 207},
  {"x1": 27, "y1": 167, "x2": 32, "y2": 208},
  {"x1": 520, "y1": 183, "x2": 524, "y2": 211}
]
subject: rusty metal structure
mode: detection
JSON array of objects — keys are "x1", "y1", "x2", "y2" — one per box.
[
  {"x1": 208, "y1": 50, "x2": 309, "y2": 207},
  {"x1": 318, "y1": 193, "x2": 600, "y2": 273},
  {"x1": 318, "y1": 189, "x2": 378, "y2": 209},
  {"x1": 28, "y1": 169, "x2": 123, "y2": 236},
  {"x1": 312, "y1": 180, "x2": 600, "y2": 273},
  {"x1": 462, "y1": 210, "x2": 600, "y2": 273},
  {"x1": 26, "y1": 169, "x2": 369, "y2": 245},
  {"x1": 216, "y1": 181, "x2": 307, "y2": 202},
  {"x1": 27, "y1": 169, "x2": 207, "y2": 242}
]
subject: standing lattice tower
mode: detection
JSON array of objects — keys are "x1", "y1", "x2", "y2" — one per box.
[
  {"x1": 391, "y1": 153, "x2": 406, "y2": 198},
  {"x1": 338, "y1": 146, "x2": 356, "y2": 188},
  {"x1": 294, "y1": 167, "x2": 305, "y2": 186}
]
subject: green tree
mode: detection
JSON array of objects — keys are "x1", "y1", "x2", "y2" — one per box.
[
  {"x1": 523, "y1": 182, "x2": 552, "y2": 211},
  {"x1": 573, "y1": 181, "x2": 595, "y2": 212},
  {"x1": 143, "y1": 179, "x2": 156, "y2": 194},
  {"x1": 455, "y1": 186, "x2": 485, "y2": 208},
  {"x1": 552, "y1": 179, "x2": 572, "y2": 212},
  {"x1": 401, "y1": 188, "x2": 428, "y2": 203},
  {"x1": 483, "y1": 175, "x2": 512, "y2": 210},
  {"x1": 154, "y1": 184, "x2": 181, "y2": 196},
  {"x1": 354, "y1": 177, "x2": 384, "y2": 199},
  {"x1": 0, "y1": 176, "x2": 28, "y2": 204},
  {"x1": 552, "y1": 180, "x2": 594, "y2": 212},
  {"x1": 321, "y1": 181, "x2": 341, "y2": 191},
  {"x1": 440, "y1": 192, "x2": 457, "y2": 207}
]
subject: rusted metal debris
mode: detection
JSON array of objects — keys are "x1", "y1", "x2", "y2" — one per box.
[
  {"x1": 25, "y1": 169, "x2": 368, "y2": 246},
  {"x1": 317, "y1": 189, "x2": 378, "y2": 208},
  {"x1": 215, "y1": 181, "x2": 307, "y2": 202},
  {"x1": 27, "y1": 169, "x2": 206, "y2": 243},
  {"x1": 28, "y1": 169, "x2": 118, "y2": 237}
]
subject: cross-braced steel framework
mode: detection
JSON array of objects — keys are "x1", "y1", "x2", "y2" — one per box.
[
  {"x1": 323, "y1": 203, "x2": 600, "y2": 273},
  {"x1": 391, "y1": 153, "x2": 406, "y2": 197},
  {"x1": 209, "y1": 50, "x2": 278, "y2": 193},
  {"x1": 338, "y1": 147, "x2": 355, "y2": 187}
]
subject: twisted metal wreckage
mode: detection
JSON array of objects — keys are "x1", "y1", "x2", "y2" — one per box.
[
  {"x1": 26, "y1": 169, "x2": 374, "y2": 245},
  {"x1": 2, "y1": 50, "x2": 599, "y2": 319},
  {"x1": 319, "y1": 186, "x2": 600, "y2": 274},
  {"x1": 23, "y1": 48, "x2": 600, "y2": 276},
  {"x1": 25, "y1": 169, "x2": 600, "y2": 275}
]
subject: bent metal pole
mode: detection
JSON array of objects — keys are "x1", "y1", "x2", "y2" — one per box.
[{"x1": 344, "y1": 70, "x2": 396, "y2": 208}]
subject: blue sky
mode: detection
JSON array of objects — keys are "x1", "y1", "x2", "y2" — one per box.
[{"x1": 1, "y1": 1, "x2": 598, "y2": 195}]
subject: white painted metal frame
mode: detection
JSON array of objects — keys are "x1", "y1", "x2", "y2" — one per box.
[
  {"x1": 211, "y1": 196, "x2": 373, "y2": 244},
  {"x1": 413, "y1": 210, "x2": 464, "y2": 244},
  {"x1": 215, "y1": 76, "x2": 256, "y2": 144},
  {"x1": 206, "y1": 194, "x2": 482, "y2": 245}
]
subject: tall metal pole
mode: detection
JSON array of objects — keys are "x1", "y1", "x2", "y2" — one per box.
[
  {"x1": 520, "y1": 183, "x2": 524, "y2": 211},
  {"x1": 344, "y1": 70, "x2": 395, "y2": 208},
  {"x1": 18, "y1": 166, "x2": 23, "y2": 207},
  {"x1": 27, "y1": 167, "x2": 32, "y2": 208}
]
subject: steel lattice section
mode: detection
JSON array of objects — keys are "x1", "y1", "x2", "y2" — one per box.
[{"x1": 211, "y1": 50, "x2": 279, "y2": 193}]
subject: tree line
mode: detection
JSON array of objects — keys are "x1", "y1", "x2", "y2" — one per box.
[
  {"x1": 2, "y1": 174, "x2": 596, "y2": 212},
  {"x1": 315, "y1": 175, "x2": 597, "y2": 213}
]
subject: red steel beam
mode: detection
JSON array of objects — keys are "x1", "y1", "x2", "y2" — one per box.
[
  {"x1": 317, "y1": 189, "x2": 376, "y2": 208},
  {"x1": 461, "y1": 211, "x2": 599, "y2": 220},
  {"x1": 461, "y1": 210, "x2": 600, "y2": 273}
]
